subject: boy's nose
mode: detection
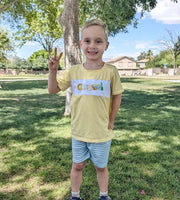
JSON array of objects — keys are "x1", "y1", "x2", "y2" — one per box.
[{"x1": 89, "y1": 42, "x2": 96, "y2": 48}]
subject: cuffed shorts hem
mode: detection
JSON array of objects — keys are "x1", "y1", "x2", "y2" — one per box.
[{"x1": 72, "y1": 138, "x2": 112, "y2": 168}]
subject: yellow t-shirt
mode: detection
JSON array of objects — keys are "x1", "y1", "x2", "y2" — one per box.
[{"x1": 57, "y1": 63, "x2": 124, "y2": 143}]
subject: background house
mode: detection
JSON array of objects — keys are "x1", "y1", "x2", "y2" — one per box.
[
  {"x1": 106, "y1": 56, "x2": 139, "y2": 75},
  {"x1": 137, "y1": 59, "x2": 149, "y2": 69}
]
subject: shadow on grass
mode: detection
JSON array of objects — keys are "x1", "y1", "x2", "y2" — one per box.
[
  {"x1": 0, "y1": 79, "x2": 180, "y2": 199},
  {"x1": 107, "y1": 78, "x2": 180, "y2": 199},
  {"x1": 0, "y1": 80, "x2": 72, "y2": 199},
  {"x1": 0, "y1": 80, "x2": 48, "y2": 90},
  {"x1": 0, "y1": 81, "x2": 68, "y2": 145},
  {"x1": 0, "y1": 136, "x2": 72, "y2": 200}
]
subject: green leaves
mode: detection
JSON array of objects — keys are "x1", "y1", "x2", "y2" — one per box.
[
  {"x1": 2, "y1": 0, "x2": 64, "y2": 55},
  {"x1": 80, "y1": 0, "x2": 159, "y2": 36},
  {"x1": 0, "y1": 28, "x2": 14, "y2": 62}
]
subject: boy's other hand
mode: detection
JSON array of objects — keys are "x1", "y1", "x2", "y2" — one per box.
[
  {"x1": 108, "y1": 121, "x2": 114, "y2": 130},
  {"x1": 48, "y1": 47, "x2": 63, "y2": 72}
]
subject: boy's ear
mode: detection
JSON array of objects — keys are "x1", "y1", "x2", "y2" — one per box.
[
  {"x1": 79, "y1": 40, "x2": 82, "y2": 47},
  {"x1": 105, "y1": 42, "x2": 109, "y2": 51}
]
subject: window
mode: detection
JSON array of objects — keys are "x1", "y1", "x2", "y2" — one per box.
[
  {"x1": 128, "y1": 62, "x2": 133, "y2": 67},
  {"x1": 118, "y1": 62, "x2": 123, "y2": 67}
]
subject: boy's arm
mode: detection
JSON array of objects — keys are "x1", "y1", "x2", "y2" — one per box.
[
  {"x1": 48, "y1": 48, "x2": 63, "y2": 94},
  {"x1": 108, "y1": 94, "x2": 122, "y2": 130},
  {"x1": 48, "y1": 70, "x2": 61, "y2": 94}
]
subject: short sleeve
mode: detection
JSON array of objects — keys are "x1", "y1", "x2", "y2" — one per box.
[
  {"x1": 111, "y1": 67, "x2": 124, "y2": 95},
  {"x1": 56, "y1": 68, "x2": 71, "y2": 91}
]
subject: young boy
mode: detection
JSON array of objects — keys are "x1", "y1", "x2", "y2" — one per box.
[{"x1": 48, "y1": 19, "x2": 124, "y2": 200}]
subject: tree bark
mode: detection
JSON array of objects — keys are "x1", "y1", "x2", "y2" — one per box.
[
  {"x1": 173, "y1": 56, "x2": 176, "y2": 75},
  {"x1": 59, "y1": 0, "x2": 82, "y2": 116}
]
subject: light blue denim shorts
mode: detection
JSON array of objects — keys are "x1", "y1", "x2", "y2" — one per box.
[{"x1": 72, "y1": 138, "x2": 112, "y2": 168}]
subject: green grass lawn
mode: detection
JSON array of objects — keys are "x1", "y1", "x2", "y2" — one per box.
[{"x1": 0, "y1": 77, "x2": 180, "y2": 200}]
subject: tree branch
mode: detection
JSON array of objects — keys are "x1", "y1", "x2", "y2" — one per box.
[{"x1": 0, "y1": 0, "x2": 20, "y2": 14}]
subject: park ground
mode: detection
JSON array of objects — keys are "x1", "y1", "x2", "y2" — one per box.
[{"x1": 0, "y1": 75, "x2": 180, "y2": 200}]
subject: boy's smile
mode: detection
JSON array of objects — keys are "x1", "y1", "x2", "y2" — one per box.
[{"x1": 80, "y1": 25, "x2": 109, "y2": 63}]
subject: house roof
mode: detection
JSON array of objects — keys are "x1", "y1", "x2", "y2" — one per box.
[
  {"x1": 106, "y1": 56, "x2": 136, "y2": 63},
  {"x1": 117, "y1": 67, "x2": 140, "y2": 70},
  {"x1": 137, "y1": 59, "x2": 149, "y2": 63}
]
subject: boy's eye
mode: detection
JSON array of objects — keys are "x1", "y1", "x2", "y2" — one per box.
[
  {"x1": 96, "y1": 40, "x2": 102, "y2": 43},
  {"x1": 84, "y1": 39, "x2": 90, "y2": 43}
]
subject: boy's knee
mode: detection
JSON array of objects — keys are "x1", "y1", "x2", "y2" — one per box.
[
  {"x1": 73, "y1": 162, "x2": 86, "y2": 171},
  {"x1": 95, "y1": 165, "x2": 107, "y2": 172}
]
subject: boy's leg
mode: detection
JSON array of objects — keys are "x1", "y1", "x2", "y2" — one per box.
[
  {"x1": 88, "y1": 140, "x2": 112, "y2": 198},
  {"x1": 94, "y1": 165, "x2": 109, "y2": 193},
  {"x1": 71, "y1": 138, "x2": 90, "y2": 197},
  {"x1": 70, "y1": 161, "x2": 86, "y2": 194}
]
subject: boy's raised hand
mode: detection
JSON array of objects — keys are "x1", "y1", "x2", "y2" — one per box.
[{"x1": 48, "y1": 47, "x2": 63, "y2": 72}]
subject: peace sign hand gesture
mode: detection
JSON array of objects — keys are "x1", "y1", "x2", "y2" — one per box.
[{"x1": 48, "y1": 47, "x2": 63, "y2": 72}]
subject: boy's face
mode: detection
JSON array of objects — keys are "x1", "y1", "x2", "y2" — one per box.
[{"x1": 80, "y1": 25, "x2": 109, "y2": 62}]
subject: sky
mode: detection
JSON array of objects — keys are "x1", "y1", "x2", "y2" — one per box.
[{"x1": 3, "y1": 0, "x2": 180, "y2": 61}]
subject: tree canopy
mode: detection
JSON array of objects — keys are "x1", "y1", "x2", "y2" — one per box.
[
  {"x1": 1, "y1": 0, "x2": 179, "y2": 69},
  {"x1": 1, "y1": 0, "x2": 64, "y2": 56},
  {"x1": 160, "y1": 30, "x2": 180, "y2": 74},
  {"x1": 0, "y1": 28, "x2": 14, "y2": 62},
  {"x1": 142, "y1": 49, "x2": 180, "y2": 69},
  {"x1": 137, "y1": 51, "x2": 147, "y2": 60},
  {"x1": 2, "y1": 0, "x2": 179, "y2": 41},
  {"x1": 78, "y1": 0, "x2": 178, "y2": 36},
  {"x1": 0, "y1": 0, "x2": 20, "y2": 14},
  {"x1": 29, "y1": 49, "x2": 65, "y2": 69}
]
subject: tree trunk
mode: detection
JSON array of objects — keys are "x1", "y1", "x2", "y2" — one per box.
[
  {"x1": 173, "y1": 57, "x2": 176, "y2": 75},
  {"x1": 59, "y1": 0, "x2": 82, "y2": 116}
]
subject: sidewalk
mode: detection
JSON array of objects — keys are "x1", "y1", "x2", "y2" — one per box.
[{"x1": 0, "y1": 78, "x2": 47, "y2": 82}]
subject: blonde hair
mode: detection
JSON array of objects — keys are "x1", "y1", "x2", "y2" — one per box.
[{"x1": 81, "y1": 19, "x2": 108, "y2": 41}]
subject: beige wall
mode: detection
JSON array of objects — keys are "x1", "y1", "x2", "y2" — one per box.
[
  {"x1": 112, "y1": 58, "x2": 136, "y2": 69},
  {"x1": 138, "y1": 62, "x2": 146, "y2": 68}
]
